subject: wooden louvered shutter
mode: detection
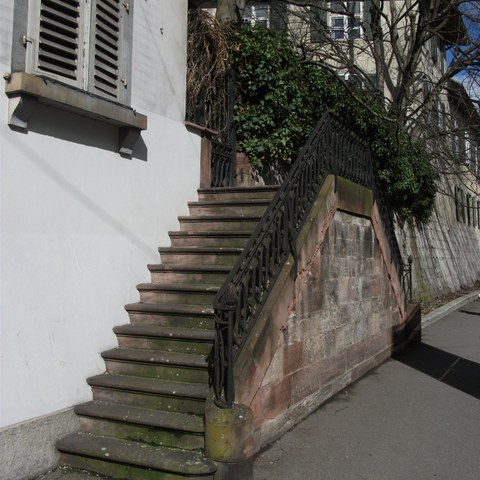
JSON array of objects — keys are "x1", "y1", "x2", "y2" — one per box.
[
  {"x1": 34, "y1": 0, "x2": 84, "y2": 87},
  {"x1": 270, "y1": 1, "x2": 288, "y2": 33},
  {"x1": 310, "y1": 1, "x2": 328, "y2": 43},
  {"x1": 363, "y1": 0, "x2": 373, "y2": 40},
  {"x1": 89, "y1": 0, "x2": 123, "y2": 100}
]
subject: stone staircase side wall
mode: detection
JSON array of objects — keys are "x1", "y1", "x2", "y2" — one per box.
[{"x1": 233, "y1": 176, "x2": 406, "y2": 453}]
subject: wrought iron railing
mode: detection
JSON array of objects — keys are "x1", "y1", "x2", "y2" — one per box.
[
  {"x1": 212, "y1": 112, "x2": 412, "y2": 407},
  {"x1": 186, "y1": 70, "x2": 236, "y2": 187}
]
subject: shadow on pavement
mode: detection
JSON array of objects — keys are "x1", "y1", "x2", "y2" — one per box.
[
  {"x1": 459, "y1": 309, "x2": 480, "y2": 316},
  {"x1": 394, "y1": 342, "x2": 480, "y2": 400}
]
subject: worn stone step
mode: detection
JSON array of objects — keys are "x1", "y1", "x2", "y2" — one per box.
[
  {"x1": 75, "y1": 401, "x2": 205, "y2": 451},
  {"x1": 113, "y1": 324, "x2": 214, "y2": 354},
  {"x1": 158, "y1": 246, "x2": 242, "y2": 266},
  {"x1": 178, "y1": 215, "x2": 261, "y2": 232},
  {"x1": 125, "y1": 302, "x2": 214, "y2": 329},
  {"x1": 88, "y1": 374, "x2": 208, "y2": 414},
  {"x1": 58, "y1": 433, "x2": 216, "y2": 479},
  {"x1": 168, "y1": 231, "x2": 250, "y2": 248},
  {"x1": 197, "y1": 185, "x2": 278, "y2": 202},
  {"x1": 102, "y1": 347, "x2": 209, "y2": 383},
  {"x1": 137, "y1": 283, "x2": 219, "y2": 305},
  {"x1": 188, "y1": 199, "x2": 271, "y2": 216},
  {"x1": 148, "y1": 264, "x2": 231, "y2": 285},
  {"x1": 76, "y1": 401, "x2": 205, "y2": 432}
]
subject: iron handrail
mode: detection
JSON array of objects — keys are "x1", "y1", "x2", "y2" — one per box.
[{"x1": 212, "y1": 112, "x2": 411, "y2": 407}]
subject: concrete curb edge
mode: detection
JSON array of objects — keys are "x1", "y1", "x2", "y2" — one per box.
[{"x1": 422, "y1": 291, "x2": 480, "y2": 329}]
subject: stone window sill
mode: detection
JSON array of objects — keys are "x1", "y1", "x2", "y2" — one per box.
[{"x1": 4, "y1": 72, "x2": 147, "y2": 157}]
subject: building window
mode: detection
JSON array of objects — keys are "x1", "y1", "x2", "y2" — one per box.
[
  {"x1": 330, "y1": 1, "x2": 362, "y2": 41},
  {"x1": 243, "y1": 3, "x2": 270, "y2": 28},
  {"x1": 472, "y1": 198, "x2": 477, "y2": 227},
  {"x1": 465, "y1": 132, "x2": 472, "y2": 167},
  {"x1": 474, "y1": 143, "x2": 479, "y2": 175},
  {"x1": 310, "y1": 1, "x2": 364, "y2": 43},
  {"x1": 467, "y1": 194, "x2": 472, "y2": 225},
  {"x1": 25, "y1": 0, "x2": 132, "y2": 104},
  {"x1": 455, "y1": 186, "x2": 465, "y2": 222},
  {"x1": 440, "y1": 102, "x2": 446, "y2": 130},
  {"x1": 430, "y1": 35, "x2": 439, "y2": 65},
  {"x1": 452, "y1": 119, "x2": 460, "y2": 157},
  {"x1": 7, "y1": 0, "x2": 145, "y2": 156}
]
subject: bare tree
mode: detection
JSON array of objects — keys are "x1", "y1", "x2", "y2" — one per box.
[
  {"x1": 272, "y1": 1, "x2": 480, "y2": 190},
  {"x1": 281, "y1": 2, "x2": 477, "y2": 120}
]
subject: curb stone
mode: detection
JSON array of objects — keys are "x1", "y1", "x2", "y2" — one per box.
[{"x1": 421, "y1": 291, "x2": 480, "y2": 328}]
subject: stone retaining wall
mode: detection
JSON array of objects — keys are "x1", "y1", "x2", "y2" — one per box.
[{"x1": 233, "y1": 177, "x2": 408, "y2": 452}]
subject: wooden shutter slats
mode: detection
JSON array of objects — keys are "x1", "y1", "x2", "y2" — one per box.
[
  {"x1": 38, "y1": 0, "x2": 80, "y2": 80},
  {"x1": 32, "y1": 0, "x2": 125, "y2": 101},
  {"x1": 41, "y1": 3, "x2": 79, "y2": 27},
  {"x1": 95, "y1": 50, "x2": 118, "y2": 69},
  {"x1": 97, "y1": 0, "x2": 120, "y2": 21},
  {"x1": 38, "y1": 35, "x2": 77, "y2": 57},
  {"x1": 38, "y1": 57, "x2": 77, "y2": 78},
  {"x1": 92, "y1": 0, "x2": 121, "y2": 99},
  {"x1": 95, "y1": 26, "x2": 119, "y2": 50},
  {"x1": 39, "y1": 27, "x2": 78, "y2": 48},
  {"x1": 96, "y1": 19, "x2": 120, "y2": 42}
]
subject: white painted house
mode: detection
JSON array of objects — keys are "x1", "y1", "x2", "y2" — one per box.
[{"x1": 0, "y1": 1, "x2": 201, "y2": 478}]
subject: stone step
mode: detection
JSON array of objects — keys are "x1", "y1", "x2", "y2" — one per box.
[
  {"x1": 178, "y1": 215, "x2": 261, "y2": 232},
  {"x1": 197, "y1": 185, "x2": 278, "y2": 202},
  {"x1": 148, "y1": 264, "x2": 231, "y2": 285},
  {"x1": 57, "y1": 433, "x2": 216, "y2": 479},
  {"x1": 158, "y1": 246, "x2": 243, "y2": 266},
  {"x1": 137, "y1": 283, "x2": 219, "y2": 305},
  {"x1": 75, "y1": 401, "x2": 205, "y2": 451},
  {"x1": 113, "y1": 324, "x2": 214, "y2": 354},
  {"x1": 102, "y1": 347, "x2": 209, "y2": 383},
  {"x1": 125, "y1": 302, "x2": 214, "y2": 330},
  {"x1": 168, "y1": 231, "x2": 251, "y2": 248},
  {"x1": 88, "y1": 374, "x2": 208, "y2": 414},
  {"x1": 188, "y1": 199, "x2": 271, "y2": 216}
]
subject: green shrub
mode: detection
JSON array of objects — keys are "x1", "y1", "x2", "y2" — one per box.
[{"x1": 230, "y1": 26, "x2": 437, "y2": 222}]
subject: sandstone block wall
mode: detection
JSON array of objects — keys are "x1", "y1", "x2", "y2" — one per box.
[
  {"x1": 233, "y1": 177, "x2": 405, "y2": 451},
  {"x1": 251, "y1": 212, "x2": 400, "y2": 447}
]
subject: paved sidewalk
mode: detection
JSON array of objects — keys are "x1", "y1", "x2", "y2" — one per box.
[
  {"x1": 36, "y1": 295, "x2": 480, "y2": 480},
  {"x1": 254, "y1": 297, "x2": 480, "y2": 480}
]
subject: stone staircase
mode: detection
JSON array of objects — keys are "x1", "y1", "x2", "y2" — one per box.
[{"x1": 56, "y1": 186, "x2": 278, "y2": 480}]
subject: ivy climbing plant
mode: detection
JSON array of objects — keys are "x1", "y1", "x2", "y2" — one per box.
[{"x1": 229, "y1": 26, "x2": 437, "y2": 223}]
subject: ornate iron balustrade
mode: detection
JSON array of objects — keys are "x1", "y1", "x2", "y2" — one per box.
[
  {"x1": 186, "y1": 70, "x2": 236, "y2": 187},
  {"x1": 212, "y1": 112, "x2": 412, "y2": 408}
]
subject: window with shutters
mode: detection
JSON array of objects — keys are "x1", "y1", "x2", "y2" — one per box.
[
  {"x1": 330, "y1": 1, "x2": 362, "y2": 40},
  {"x1": 26, "y1": 0, "x2": 131, "y2": 104},
  {"x1": 243, "y1": 3, "x2": 271, "y2": 28},
  {"x1": 311, "y1": 1, "x2": 365, "y2": 43},
  {"x1": 7, "y1": 0, "x2": 145, "y2": 156}
]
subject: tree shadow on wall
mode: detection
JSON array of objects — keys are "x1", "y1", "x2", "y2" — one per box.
[{"x1": 394, "y1": 342, "x2": 480, "y2": 400}]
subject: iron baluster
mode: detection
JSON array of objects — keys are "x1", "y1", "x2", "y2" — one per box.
[{"x1": 212, "y1": 112, "x2": 411, "y2": 407}]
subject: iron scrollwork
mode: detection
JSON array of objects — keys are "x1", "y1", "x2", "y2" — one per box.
[{"x1": 212, "y1": 112, "x2": 412, "y2": 407}]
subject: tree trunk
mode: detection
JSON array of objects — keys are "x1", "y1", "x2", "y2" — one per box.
[{"x1": 216, "y1": 0, "x2": 248, "y2": 23}]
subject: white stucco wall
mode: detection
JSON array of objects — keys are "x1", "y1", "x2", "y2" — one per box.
[{"x1": 0, "y1": 0, "x2": 200, "y2": 428}]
